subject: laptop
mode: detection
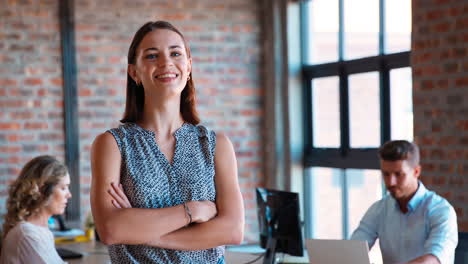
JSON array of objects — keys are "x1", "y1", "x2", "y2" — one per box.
[{"x1": 306, "y1": 239, "x2": 371, "y2": 264}]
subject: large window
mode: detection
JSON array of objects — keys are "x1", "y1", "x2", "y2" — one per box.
[{"x1": 302, "y1": 0, "x2": 412, "y2": 262}]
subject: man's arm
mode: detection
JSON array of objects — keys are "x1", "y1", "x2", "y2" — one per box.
[
  {"x1": 415, "y1": 201, "x2": 458, "y2": 264},
  {"x1": 402, "y1": 254, "x2": 440, "y2": 264},
  {"x1": 349, "y1": 201, "x2": 381, "y2": 249}
]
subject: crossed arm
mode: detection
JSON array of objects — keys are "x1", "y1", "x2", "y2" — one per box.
[{"x1": 90, "y1": 131, "x2": 244, "y2": 249}]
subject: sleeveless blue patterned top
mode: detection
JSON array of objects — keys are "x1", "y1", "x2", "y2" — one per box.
[{"x1": 107, "y1": 123, "x2": 224, "y2": 264}]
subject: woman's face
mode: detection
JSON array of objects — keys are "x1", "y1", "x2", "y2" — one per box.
[
  {"x1": 44, "y1": 173, "x2": 72, "y2": 216},
  {"x1": 129, "y1": 29, "x2": 192, "y2": 99}
]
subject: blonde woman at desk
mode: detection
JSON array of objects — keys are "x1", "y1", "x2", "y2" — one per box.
[
  {"x1": 90, "y1": 20, "x2": 244, "y2": 264},
  {"x1": 0, "y1": 155, "x2": 71, "y2": 264}
]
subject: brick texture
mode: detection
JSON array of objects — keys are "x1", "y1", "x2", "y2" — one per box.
[
  {"x1": 412, "y1": 0, "x2": 468, "y2": 231},
  {"x1": 0, "y1": 0, "x2": 65, "y2": 209},
  {"x1": 0, "y1": 0, "x2": 263, "y2": 243}
]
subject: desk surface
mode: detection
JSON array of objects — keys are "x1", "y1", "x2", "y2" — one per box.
[
  {"x1": 60, "y1": 242, "x2": 377, "y2": 264},
  {"x1": 58, "y1": 240, "x2": 109, "y2": 264},
  {"x1": 57, "y1": 242, "x2": 307, "y2": 264},
  {"x1": 225, "y1": 245, "x2": 309, "y2": 264}
]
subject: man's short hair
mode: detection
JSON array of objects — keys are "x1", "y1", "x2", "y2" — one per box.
[{"x1": 378, "y1": 140, "x2": 420, "y2": 168}]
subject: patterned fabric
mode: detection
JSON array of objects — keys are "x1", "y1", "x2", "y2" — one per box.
[{"x1": 107, "y1": 123, "x2": 224, "y2": 264}]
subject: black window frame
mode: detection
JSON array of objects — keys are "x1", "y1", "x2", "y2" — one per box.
[
  {"x1": 300, "y1": 0, "x2": 411, "y2": 239},
  {"x1": 302, "y1": 0, "x2": 411, "y2": 170},
  {"x1": 303, "y1": 52, "x2": 410, "y2": 169}
]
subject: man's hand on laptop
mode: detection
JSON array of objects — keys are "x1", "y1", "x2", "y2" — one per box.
[{"x1": 397, "y1": 254, "x2": 440, "y2": 264}]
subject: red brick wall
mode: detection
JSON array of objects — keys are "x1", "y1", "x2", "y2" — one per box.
[
  {"x1": 412, "y1": 0, "x2": 468, "y2": 231},
  {"x1": 0, "y1": 0, "x2": 65, "y2": 206},
  {"x1": 1, "y1": 0, "x2": 263, "y2": 242}
]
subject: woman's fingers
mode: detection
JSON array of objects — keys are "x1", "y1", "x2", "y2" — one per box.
[
  {"x1": 111, "y1": 199, "x2": 121, "y2": 209},
  {"x1": 117, "y1": 184, "x2": 131, "y2": 208},
  {"x1": 111, "y1": 182, "x2": 126, "y2": 201},
  {"x1": 108, "y1": 188, "x2": 123, "y2": 208},
  {"x1": 109, "y1": 182, "x2": 132, "y2": 208}
]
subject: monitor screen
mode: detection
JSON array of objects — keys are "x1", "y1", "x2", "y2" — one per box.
[{"x1": 256, "y1": 187, "x2": 303, "y2": 258}]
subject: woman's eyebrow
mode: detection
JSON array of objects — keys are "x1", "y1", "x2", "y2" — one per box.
[
  {"x1": 169, "y1": 45, "x2": 182, "y2": 49},
  {"x1": 143, "y1": 47, "x2": 158, "y2": 52},
  {"x1": 143, "y1": 45, "x2": 182, "y2": 53}
]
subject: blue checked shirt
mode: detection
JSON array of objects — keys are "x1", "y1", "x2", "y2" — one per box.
[{"x1": 350, "y1": 182, "x2": 458, "y2": 264}]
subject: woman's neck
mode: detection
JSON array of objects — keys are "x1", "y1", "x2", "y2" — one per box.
[
  {"x1": 139, "y1": 95, "x2": 184, "y2": 137},
  {"x1": 27, "y1": 209, "x2": 50, "y2": 228}
]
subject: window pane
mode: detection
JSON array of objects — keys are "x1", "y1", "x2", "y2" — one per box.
[
  {"x1": 390, "y1": 68, "x2": 413, "y2": 141},
  {"x1": 346, "y1": 169, "x2": 383, "y2": 238},
  {"x1": 344, "y1": 0, "x2": 379, "y2": 59},
  {"x1": 307, "y1": 167, "x2": 343, "y2": 239},
  {"x1": 349, "y1": 72, "x2": 381, "y2": 148},
  {"x1": 312, "y1": 77, "x2": 340, "y2": 148},
  {"x1": 385, "y1": 0, "x2": 411, "y2": 53},
  {"x1": 347, "y1": 169, "x2": 384, "y2": 264},
  {"x1": 305, "y1": 0, "x2": 339, "y2": 64}
]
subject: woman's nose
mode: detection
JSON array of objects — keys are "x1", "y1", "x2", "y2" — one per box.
[{"x1": 157, "y1": 54, "x2": 172, "y2": 67}]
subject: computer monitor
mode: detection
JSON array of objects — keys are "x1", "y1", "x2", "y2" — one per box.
[{"x1": 256, "y1": 188, "x2": 303, "y2": 264}]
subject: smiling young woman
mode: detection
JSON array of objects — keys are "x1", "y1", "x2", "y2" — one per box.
[
  {"x1": 90, "y1": 21, "x2": 244, "y2": 264},
  {"x1": 1, "y1": 155, "x2": 71, "y2": 264},
  {"x1": 121, "y1": 21, "x2": 199, "y2": 126}
]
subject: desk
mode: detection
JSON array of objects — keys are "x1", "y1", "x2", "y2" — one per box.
[
  {"x1": 225, "y1": 252, "x2": 310, "y2": 264},
  {"x1": 225, "y1": 251, "x2": 263, "y2": 264},
  {"x1": 57, "y1": 242, "x2": 308, "y2": 264},
  {"x1": 225, "y1": 245, "x2": 309, "y2": 264},
  {"x1": 58, "y1": 240, "x2": 109, "y2": 264}
]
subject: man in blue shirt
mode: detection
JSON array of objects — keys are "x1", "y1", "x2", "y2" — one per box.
[{"x1": 351, "y1": 140, "x2": 458, "y2": 264}]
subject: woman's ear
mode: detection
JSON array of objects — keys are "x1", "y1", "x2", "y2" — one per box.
[
  {"x1": 128, "y1": 64, "x2": 139, "y2": 84},
  {"x1": 187, "y1": 58, "x2": 192, "y2": 77}
]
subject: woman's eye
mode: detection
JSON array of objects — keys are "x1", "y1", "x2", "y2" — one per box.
[
  {"x1": 145, "y1": 54, "x2": 157, "y2": 59},
  {"x1": 171, "y1": 52, "x2": 181, "y2": 57}
]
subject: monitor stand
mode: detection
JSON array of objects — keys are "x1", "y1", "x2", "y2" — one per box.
[{"x1": 263, "y1": 237, "x2": 278, "y2": 264}]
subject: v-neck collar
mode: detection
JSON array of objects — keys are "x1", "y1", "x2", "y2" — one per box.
[
  {"x1": 129, "y1": 122, "x2": 189, "y2": 138},
  {"x1": 129, "y1": 122, "x2": 190, "y2": 167}
]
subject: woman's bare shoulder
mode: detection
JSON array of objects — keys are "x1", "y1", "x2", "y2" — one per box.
[{"x1": 92, "y1": 131, "x2": 119, "y2": 153}]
